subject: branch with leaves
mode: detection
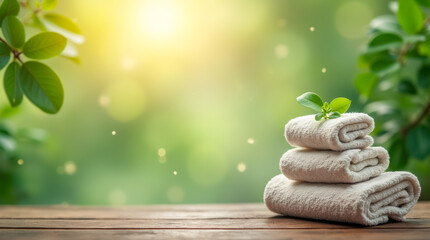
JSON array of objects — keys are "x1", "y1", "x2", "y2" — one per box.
[
  {"x1": 296, "y1": 92, "x2": 351, "y2": 121},
  {"x1": 0, "y1": 0, "x2": 82, "y2": 114},
  {"x1": 355, "y1": 0, "x2": 430, "y2": 169}
]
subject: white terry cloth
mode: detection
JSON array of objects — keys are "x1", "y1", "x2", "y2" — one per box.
[
  {"x1": 280, "y1": 147, "x2": 389, "y2": 183},
  {"x1": 284, "y1": 113, "x2": 375, "y2": 151},
  {"x1": 263, "y1": 172, "x2": 421, "y2": 226}
]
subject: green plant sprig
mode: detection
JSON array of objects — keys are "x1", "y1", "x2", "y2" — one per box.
[
  {"x1": 0, "y1": 0, "x2": 83, "y2": 114},
  {"x1": 296, "y1": 92, "x2": 351, "y2": 121}
]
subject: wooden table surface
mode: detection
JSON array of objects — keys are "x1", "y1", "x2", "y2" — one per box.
[{"x1": 0, "y1": 202, "x2": 429, "y2": 240}]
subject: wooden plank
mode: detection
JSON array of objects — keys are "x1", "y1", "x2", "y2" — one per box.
[
  {"x1": 0, "y1": 218, "x2": 428, "y2": 229},
  {"x1": 0, "y1": 202, "x2": 428, "y2": 219},
  {"x1": 0, "y1": 204, "x2": 272, "y2": 219},
  {"x1": 0, "y1": 229, "x2": 428, "y2": 240}
]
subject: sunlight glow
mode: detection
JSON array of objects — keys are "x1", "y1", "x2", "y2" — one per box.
[{"x1": 137, "y1": 0, "x2": 183, "y2": 40}]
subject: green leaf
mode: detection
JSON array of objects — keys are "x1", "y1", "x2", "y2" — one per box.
[
  {"x1": 0, "y1": 42, "x2": 11, "y2": 70},
  {"x1": 329, "y1": 98, "x2": 351, "y2": 114},
  {"x1": 369, "y1": 15, "x2": 402, "y2": 34},
  {"x1": 397, "y1": 79, "x2": 417, "y2": 94},
  {"x1": 418, "y1": 37, "x2": 430, "y2": 57},
  {"x1": 2, "y1": 16, "x2": 25, "y2": 49},
  {"x1": 418, "y1": 65, "x2": 430, "y2": 89},
  {"x1": 406, "y1": 125, "x2": 430, "y2": 160},
  {"x1": 397, "y1": 0, "x2": 424, "y2": 34},
  {"x1": 19, "y1": 61, "x2": 63, "y2": 113},
  {"x1": 370, "y1": 57, "x2": 400, "y2": 76},
  {"x1": 354, "y1": 72, "x2": 378, "y2": 98},
  {"x1": 388, "y1": 137, "x2": 408, "y2": 169},
  {"x1": 0, "y1": 0, "x2": 19, "y2": 24},
  {"x1": 367, "y1": 33, "x2": 402, "y2": 53},
  {"x1": 323, "y1": 102, "x2": 329, "y2": 111},
  {"x1": 43, "y1": 13, "x2": 80, "y2": 34},
  {"x1": 0, "y1": 132, "x2": 16, "y2": 152},
  {"x1": 416, "y1": 0, "x2": 430, "y2": 8},
  {"x1": 328, "y1": 111, "x2": 341, "y2": 119},
  {"x1": 23, "y1": 32, "x2": 67, "y2": 59},
  {"x1": 296, "y1": 92, "x2": 323, "y2": 112},
  {"x1": 42, "y1": 0, "x2": 58, "y2": 11},
  {"x1": 4, "y1": 62, "x2": 22, "y2": 107},
  {"x1": 315, "y1": 112, "x2": 324, "y2": 121}
]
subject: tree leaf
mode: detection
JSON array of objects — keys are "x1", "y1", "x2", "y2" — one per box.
[
  {"x1": 370, "y1": 57, "x2": 400, "y2": 76},
  {"x1": 315, "y1": 112, "x2": 324, "y2": 121},
  {"x1": 397, "y1": 0, "x2": 424, "y2": 34},
  {"x1": 296, "y1": 92, "x2": 323, "y2": 112},
  {"x1": 23, "y1": 32, "x2": 67, "y2": 59},
  {"x1": 418, "y1": 65, "x2": 430, "y2": 89},
  {"x1": 0, "y1": 132, "x2": 16, "y2": 152},
  {"x1": 0, "y1": 0, "x2": 19, "y2": 24},
  {"x1": 369, "y1": 15, "x2": 403, "y2": 34},
  {"x1": 367, "y1": 33, "x2": 403, "y2": 53},
  {"x1": 19, "y1": 61, "x2": 63, "y2": 113},
  {"x1": 43, "y1": 13, "x2": 80, "y2": 34},
  {"x1": 416, "y1": 0, "x2": 430, "y2": 8},
  {"x1": 0, "y1": 42, "x2": 11, "y2": 70},
  {"x1": 329, "y1": 98, "x2": 351, "y2": 114},
  {"x1": 418, "y1": 37, "x2": 430, "y2": 57},
  {"x1": 4, "y1": 61, "x2": 22, "y2": 107},
  {"x1": 2, "y1": 16, "x2": 25, "y2": 49},
  {"x1": 328, "y1": 111, "x2": 341, "y2": 119},
  {"x1": 397, "y1": 79, "x2": 417, "y2": 94},
  {"x1": 388, "y1": 137, "x2": 408, "y2": 169},
  {"x1": 354, "y1": 72, "x2": 378, "y2": 98},
  {"x1": 406, "y1": 125, "x2": 430, "y2": 160},
  {"x1": 42, "y1": 0, "x2": 58, "y2": 11}
]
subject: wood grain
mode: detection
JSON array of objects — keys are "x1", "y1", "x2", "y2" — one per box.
[{"x1": 0, "y1": 202, "x2": 428, "y2": 239}]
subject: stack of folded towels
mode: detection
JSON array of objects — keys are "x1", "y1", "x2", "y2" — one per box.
[{"x1": 264, "y1": 113, "x2": 421, "y2": 226}]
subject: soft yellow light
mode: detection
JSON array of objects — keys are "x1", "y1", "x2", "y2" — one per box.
[
  {"x1": 247, "y1": 138, "x2": 255, "y2": 144},
  {"x1": 237, "y1": 162, "x2": 246, "y2": 172},
  {"x1": 173, "y1": 170, "x2": 178, "y2": 175},
  {"x1": 138, "y1": 0, "x2": 183, "y2": 40},
  {"x1": 275, "y1": 44, "x2": 289, "y2": 59},
  {"x1": 64, "y1": 161, "x2": 76, "y2": 175},
  {"x1": 310, "y1": 26, "x2": 315, "y2": 32},
  {"x1": 158, "y1": 148, "x2": 166, "y2": 157},
  {"x1": 112, "y1": 131, "x2": 116, "y2": 135},
  {"x1": 322, "y1": 68, "x2": 327, "y2": 73},
  {"x1": 17, "y1": 159, "x2": 24, "y2": 165}
]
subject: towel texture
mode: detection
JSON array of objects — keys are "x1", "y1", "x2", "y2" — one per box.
[
  {"x1": 280, "y1": 147, "x2": 389, "y2": 183},
  {"x1": 285, "y1": 113, "x2": 374, "y2": 151},
  {"x1": 264, "y1": 172, "x2": 420, "y2": 226}
]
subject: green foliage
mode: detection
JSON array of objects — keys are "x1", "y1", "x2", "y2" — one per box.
[
  {"x1": 23, "y1": 32, "x2": 67, "y2": 59},
  {"x1": 0, "y1": 0, "x2": 81, "y2": 204},
  {"x1": 0, "y1": 0, "x2": 82, "y2": 113},
  {"x1": 2, "y1": 16, "x2": 25, "y2": 49},
  {"x1": 356, "y1": 0, "x2": 430, "y2": 169},
  {"x1": 297, "y1": 92, "x2": 351, "y2": 121},
  {"x1": 19, "y1": 61, "x2": 63, "y2": 113}
]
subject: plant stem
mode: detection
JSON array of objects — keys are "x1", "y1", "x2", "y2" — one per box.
[
  {"x1": 0, "y1": 37, "x2": 24, "y2": 64},
  {"x1": 397, "y1": 42, "x2": 411, "y2": 65},
  {"x1": 401, "y1": 98, "x2": 430, "y2": 137}
]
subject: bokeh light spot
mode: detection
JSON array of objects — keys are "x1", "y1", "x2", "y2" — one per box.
[
  {"x1": 158, "y1": 148, "x2": 166, "y2": 157},
  {"x1": 322, "y1": 68, "x2": 327, "y2": 73},
  {"x1": 247, "y1": 138, "x2": 255, "y2": 144},
  {"x1": 173, "y1": 170, "x2": 177, "y2": 175},
  {"x1": 98, "y1": 94, "x2": 110, "y2": 107},
  {"x1": 274, "y1": 44, "x2": 289, "y2": 59},
  {"x1": 112, "y1": 131, "x2": 116, "y2": 135},
  {"x1": 17, "y1": 159, "x2": 24, "y2": 165},
  {"x1": 64, "y1": 161, "x2": 76, "y2": 175},
  {"x1": 310, "y1": 26, "x2": 315, "y2": 32},
  {"x1": 237, "y1": 162, "x2": 246, "y2": 172}
]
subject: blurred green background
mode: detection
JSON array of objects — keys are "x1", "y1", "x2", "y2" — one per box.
[{"x1": 1, "y1": 0, "x2": 429, "y2": 205}]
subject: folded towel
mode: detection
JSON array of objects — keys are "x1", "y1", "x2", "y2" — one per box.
[
  {"x1": 264, "y1": 172, "x2": 421, "y2": 226},
  {"x1": 280, "y1": 147, "x2": 389, "y2": 183},
  {"x1": 285, "y1": 113, "x2": 374, "y2": 151}
]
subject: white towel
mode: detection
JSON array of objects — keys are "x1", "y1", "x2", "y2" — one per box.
[
  {"x1": 280, "y1": 147, "x2": 389, "y2": 183},
  {"x1": 264, "y1": 172, "x2": 420, "y2": 226},
  {"x1": 285, "y1": 113, "x2": 374, "y2": 151}
]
